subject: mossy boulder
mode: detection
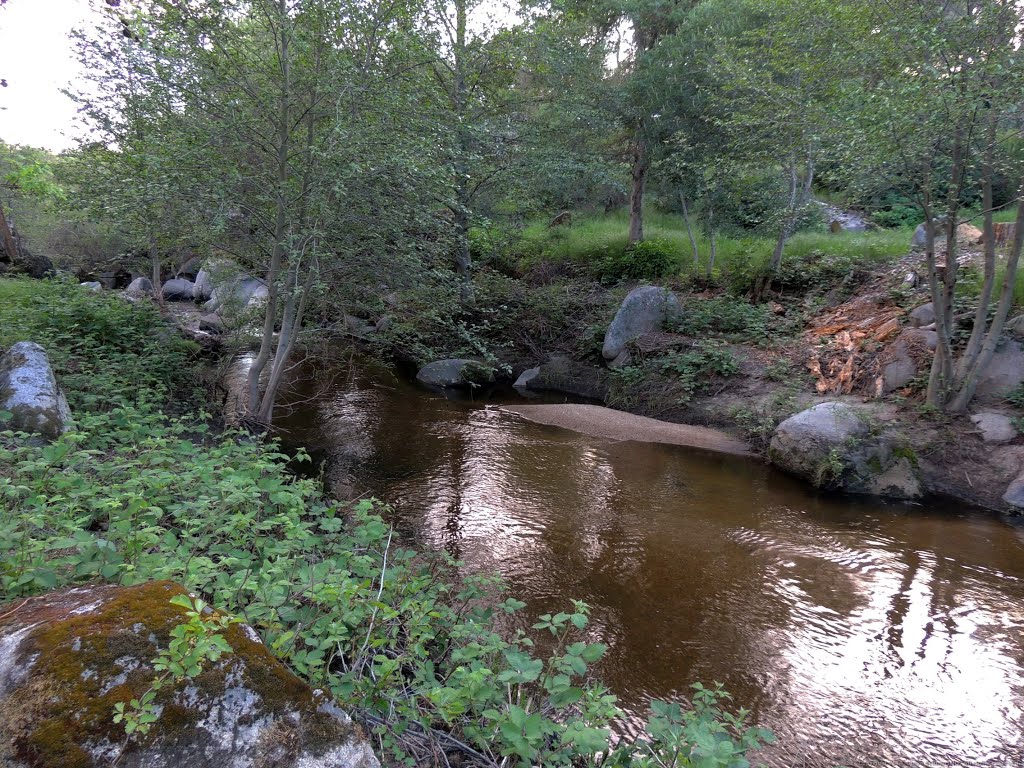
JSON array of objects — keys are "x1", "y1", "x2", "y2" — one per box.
[
  {"x1": 0, "y1": 581, "x2": 378, "y2": 768},
  {"x1": 0, "y1": 341, "x2": 72, "y2": 441},
  {"x1": 768, "y1": 402, "x2": 922, "y2": 499}
]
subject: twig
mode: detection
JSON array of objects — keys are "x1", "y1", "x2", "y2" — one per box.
[{"x1": 0, "y1": 597, "x2": 34, "y2": 623}]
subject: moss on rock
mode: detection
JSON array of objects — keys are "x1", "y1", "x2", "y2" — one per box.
[{"x1": 0, "y1": 581, "x2": 378, "y2": 768}]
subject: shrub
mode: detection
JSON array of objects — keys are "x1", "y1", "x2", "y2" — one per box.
[{"x1": 594, "y1": 238, "x2": 681, "y2": 283}]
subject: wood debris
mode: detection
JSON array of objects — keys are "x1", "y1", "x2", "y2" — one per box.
[{"x1": 805, "y1": 293, "x2": 904, "y2": 395}]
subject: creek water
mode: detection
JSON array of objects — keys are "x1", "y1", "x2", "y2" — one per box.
[{"x1": 242, "y1": 354, "x2": 1024, "y2": 767}]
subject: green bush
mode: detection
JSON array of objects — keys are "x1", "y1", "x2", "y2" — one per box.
[
  {"x1": 871, "y1": 204, "x2": 919, "y2": 229},
  {"x1": 595, "y1": 238, "x2": 681, "y2": 283}
]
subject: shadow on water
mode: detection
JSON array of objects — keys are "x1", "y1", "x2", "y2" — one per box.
[{"x1": 228, "y1": 353, "x2": 1024, "y2": 768}]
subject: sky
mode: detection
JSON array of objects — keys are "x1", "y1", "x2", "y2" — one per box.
[{"x1": 0, "y1": 0, "x2": 103, "y2": 152}]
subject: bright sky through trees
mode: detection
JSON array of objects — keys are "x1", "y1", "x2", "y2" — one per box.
[{"x1": 0, "y1": 0, "x2": 98, "y2": 151}]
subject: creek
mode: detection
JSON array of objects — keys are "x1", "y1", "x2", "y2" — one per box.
[{"x1": 235, "y1": 354, "x2": 1024, "y2": 768}]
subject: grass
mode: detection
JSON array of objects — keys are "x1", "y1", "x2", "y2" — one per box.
[{"x1": 511, "y1": 208, "x2": 913, "y2": 281}]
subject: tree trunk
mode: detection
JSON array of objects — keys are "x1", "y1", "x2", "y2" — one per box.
[
  {"x1": 949, "y1": 180, "x2": 1024, "y2": 412},
  {"x1": 256, "y1": 258, "x2": 315, "y2": 425},
  {"x1": 707, "y1": 205, "x2": 717, "y2": 278},
  {"x1": 451, "y1": 0, "x2": 473, "y2": 303},
  {"x1": 627, "y1": 136, "x2": 649, "y2": 246},
  {"x1": 246, "y1": 0, "x2": 290, "y2": 424},
  {"x1": 680, "y1": 192, "x2": 699, "y2": 272},
  {"x1": 954, "y1": 109, "x2": 998, "y2": 390},
  {"x1": 149, "y1": 230, "x2": 163, "y2": 305},
  {"x1": 0, "y1": 200, "x2": 18, "y2": 265},
  {"x1": 925, "y1": 127, "x2": 965, "y2": 408}
]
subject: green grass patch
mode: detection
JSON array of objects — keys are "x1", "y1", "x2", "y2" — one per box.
[{"x1": 512, "y1": 210, "x2": 910, "y2": 289}]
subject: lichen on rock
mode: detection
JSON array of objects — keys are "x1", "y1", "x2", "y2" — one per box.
[{"x1": 0, "y1": 581, "x2": 378, "y2": 768}]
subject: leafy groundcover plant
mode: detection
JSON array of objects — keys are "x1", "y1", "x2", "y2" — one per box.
[{"x1": 0, "y1": 278, "x2": 773, "y2": 767}]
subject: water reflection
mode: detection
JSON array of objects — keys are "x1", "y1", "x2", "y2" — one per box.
[{"x1": 268, "y1": 357, "x2": 1024, "y2": 768}]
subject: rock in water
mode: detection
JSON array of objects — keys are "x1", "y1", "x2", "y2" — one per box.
[
  {"x1": 514, "y1": 366, "x2": 541, "y2": 389},
  {"x1": 199, "y1": 313, "x2": 224, "y2": 334},
  {"x1": 768, "y1": 402, "x2": 922, "y2": 499},
  {"x1": 0, "y1": 581, "x2": 379, "y2": 768},
  {"x1": 0, "y1": 341, "x2": 72, "y2": 440},
  {"x1": 602, "y1": 285, "x2": 681, "y2": 363},
  {"x1": 416, "y1": 359, "x2": 493, "y2": 389},
  {"x1": 161, "y1": 278, "x2": 195, "y2": 301}
]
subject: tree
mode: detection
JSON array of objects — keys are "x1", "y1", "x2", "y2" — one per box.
[
  {"x1": 828, "y1": 0, "x2": 1024, "y2": 410},
  {"x1": 71, "y1": 0, "x2": 448, "y2": 425}
]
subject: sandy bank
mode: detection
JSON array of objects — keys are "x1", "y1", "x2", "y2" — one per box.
[{"x1": 501, "y1": 403, "x2": 753, "y2": 457}]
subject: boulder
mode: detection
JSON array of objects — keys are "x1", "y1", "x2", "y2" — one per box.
[
  {"x1": 80, "y1": 281, "x2": 102, "y2": 291},
  {"x1": 1006, "y1": 314, "x2": 1024, "y2": 339},
  {"x1": 975, "y1": 339, "x2": 1024, "y2": 402},
  {"x1": 176, "y1": 255, "x2": 202, "y2": 279},
  {"x1": 877, "y1": 329, "x2": 935, "y2": 395},
  {"x1": 124, "y1": 277, "x2": 153, "y2": 298},
  {"x1": 205, "y1": 277, "x2": 268, "y2": 315},
  {"x1": 0, "y1": 341, "x2": 72, "y2": 441},
  {"x1": 908, "y1": 302, "x2": 935, "y2": 328},
  {"x1": 957, "y1": 223, "x2": 983, "y2": 243},
  {"x1": 1002, "y1": 471, "x2": 1024, "y2": 508},
  {"x1": 523, "y1": 355, "x2": 609, "y2": 401},
  {"x1": 768, "y1": 402, "x2": 922, "y2": 499},
  {"x1": 602, "y1": 286, "x2": 681, "y2": 363},
  {"x1": 193, "y1": 269, "x2": 213, "y2": 302},
  {"x1": 162, "y1": 278, "x2": 195, "y2": 301},
  {"x1": 513, "y1": 366, "x2": 541, "y2": 389},
  {"x1": 198, "y1": 313, "x2": 224, "y2": 334},
  {"x1": 0, "y1": 581, "x2": 378, "y2": 768},
  {"x1": 344, "y1": 315, "x2": 375, "y2": 336},
  {"x1": 416, "y1": 359, "x2": 493, "y2": 389},
  {"x1": 911, "y1": 222, "x2": 930, "y2": 249},
  {"x1": 970, "y1": 412, "x2": 1017, "y2": 444}
]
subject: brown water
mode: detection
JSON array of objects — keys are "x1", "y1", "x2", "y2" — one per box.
[{"x1": 251, "y1": 355, "x2": 1024, "y2": 768}]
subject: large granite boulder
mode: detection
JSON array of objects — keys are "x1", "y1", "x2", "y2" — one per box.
[
  {"x1": 602, "y1": 286, "x2": 681, "y2": 363},
  {"x1": 768, "y1": 402, "x2": 922, "y2": 499},
  {"x1": 416, "y1": 359, "x2": 494, "y2": 389},
  {"x1": 0, "y1": 341, "x2": 72, "y2": 441},
  {"x1": 0, "y1": 581, "x2": 378, "y2": 768},
  {"x1": 161, "y1": 278, "x2": 195, "y2": 301}
]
